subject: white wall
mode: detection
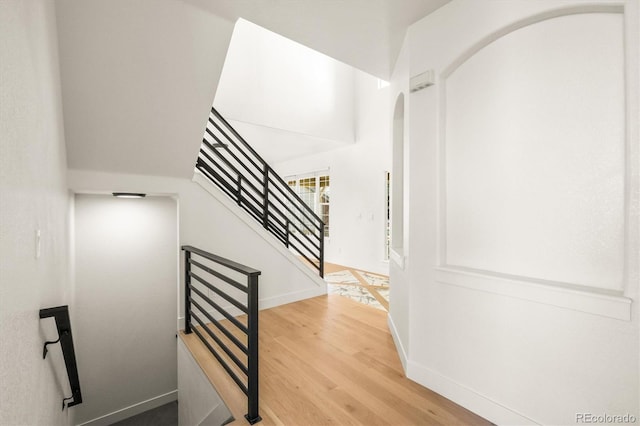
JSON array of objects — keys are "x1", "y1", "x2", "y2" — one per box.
[
  {"x1": 67, "y1": 170, "x2": 326, "y2": 327},
  {"x1": 0, "y1": 1, "x2": 72, "y2": 424},
  {"x1": 273, "y1": 72, "x2": 392, "y2": 274},
  {"x1": 178, "y1": 338, "x2": 232, "y2": 426},
  {"x1": 444, "y1": 12, "x2": 624, "y2": 291},
  {"x1": 214, "y1": 18, "x2": 356, "y2": 159},
  {"x1": 387, "y1": 33, "x2": 412, "y2": 367},
  {"x1": 389, "y1": 1, "x2": 639, "y2": 424},
  {"x1": 72, "y1": 195, "x2": 178, "y2": 425}
]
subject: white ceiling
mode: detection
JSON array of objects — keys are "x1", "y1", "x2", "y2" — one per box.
[
  {"x1": 185, "y1": 0, "x2": 451, "y2": 79},
  {"x1": 58, "y1": 0, "x2": 450, "y2": 178}
]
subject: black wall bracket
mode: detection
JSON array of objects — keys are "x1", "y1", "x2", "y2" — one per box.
[{"x1": 39, "y1": 305, "x2": 83, "y2": 410}]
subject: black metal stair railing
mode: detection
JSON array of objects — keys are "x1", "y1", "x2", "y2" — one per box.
[
  {"x1": 196, "y1": 107, "x2": 325, "y2": 278},
  {"x1": 182, "y1": 245, "x2": 261, "y2": 424}
]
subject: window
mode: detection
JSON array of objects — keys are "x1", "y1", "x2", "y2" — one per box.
[
  {"x1": 286, "y1": 171, "x2": 330, "y2": 237},
  {"x1": 319, "y1": 176, "x2": 330, "y2": 237}
]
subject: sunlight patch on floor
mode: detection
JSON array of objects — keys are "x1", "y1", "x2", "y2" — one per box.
[{"x1": 324, "y1": 265, "x2": 389, "y2": 311}]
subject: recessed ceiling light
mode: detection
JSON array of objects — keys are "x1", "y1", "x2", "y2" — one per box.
[{"x1": 112, "y1": 192, "x2": 146, "y2": 199}]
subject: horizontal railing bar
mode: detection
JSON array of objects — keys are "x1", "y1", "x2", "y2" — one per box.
[
  {"x1": 204, "y1": 125, "x2": 229, "y2": 147},
  {"x1": 269, "y1": 211, "x2": 320, "y2": 250},
  {"x1": 286, "y1": 227, "x2": 321, "y2": 260},
  {"x1": 268, "y1": 208, "x2": 321, "y2": 252},
  {"x1": 183, "y1": 245, "x2": 261, "y2": 276},
  {"x1": 210, "y1": 108, "x2": 266, "y2": 171},
  {"x1": 200, "y1": 150, "x2": 239, "y2": 188},
  {"x1": 202, "y1": 143, "x2": 264, "y2": 198},
  {"x1": 198, "y1": 167, "x2": 239, "y2": 205},
  {"x1": 289, "y1": 236, "x2": 320, "y2": 261},
  {"x1": 191, "y1": 298, "x2": 248, "y2": 355},
  {"x1": 190, "y1": 285, "x2": 248, "y2": 335},
  {"x1": 203, "y1": 134, "x2": 264, "y2": 189},
  {"x1": 266, "y1": 188, "x2": 312, "y2": 219},
  {"x1": 268, "y1": 206, "x2": 320, "y2": 246},
  {"x1": 191, "y1": 310, "x2": 248, "y2": 376},
  {"x1": 191, "y1": 317, "x2": 248, "y2": 396},
  {"x1": 289, "y1": 225, "x2": 320, "y2": 253},
  {"x1": 263, "y1": 210, "x2": 321, "y2": 260},
  {"x1": 265, "y1": 204, "x2": 286, "y2": 225},
  {"x1": 289, "y1": 242, "x2": 320, "y2": 269},
  {"x1": 197, "y1": 160, "x2": 239, "y2": 200},
  {"x1": 190, "y1": 259, "x2": 249, "y2": 294},
  {"x1": 207, "y1": 117, "x2": 264, "y2": 176},
  {"x1": 190, "y1": 272, "x2": 249, "y2": 314},
  {"x1": 199, "y1": 153, "x2": 265, "y2": 215},
  {"x1": 290, "y1": 243, "x2": 321, "y2": 272},
  {"x1": 265, "y1": 215, "x2": 286, "y2": 237},
  {"x1": 201, "y1": 139, "x2": 238, "y2": 175},
  {"x1": 266, "y1": 196, "x2": 320, "y2": 239},
  {"x1": 267, "y1": 220, "x2": 287, "y2": 244},
  {"x1": 239, "y1": 198, "x2": 265, "y2": 224},
  {"x1": 266, "y1": 169, "x2": 323, "y2": 224},
  {"x1": 197, "y1": 157, "x2": 235, "y2": 190},
  {"x1": 266, "y1": 222, "x2": 287, "y2": 245},
  {"x1": 199, "y1": 147, "x2": 238, "y2": 185},
  {"x1": 266, "y1": 178, "x2": 319, "y2": 223},
  {"x1": 238, "y1": 185, "x2": 266, "y2": 213},
  {"x1": 204, "y1": 127, "x2": 227, "y2": 152},
  {"x1": 266, "y1": 179, "x2": 322, "y2": 231},
  {"x1": 208, "y1": 117, "x2": 265, "y2": 176}
]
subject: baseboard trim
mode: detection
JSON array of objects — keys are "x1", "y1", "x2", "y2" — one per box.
[
  {"x1": 387, "y1": 314, "x2": 408, "y2": 373},
  {"x1": 260, "y1": 285, "x2": 327, "y2": 310},
  {"x1": 76, "y1": 390, "x2": 178, "y2": 426},
  {"x1": 407, "y1": 361, "x2": 537, "y2": 425}
]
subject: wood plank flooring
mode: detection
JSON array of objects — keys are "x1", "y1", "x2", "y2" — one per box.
[{"x1": 180, "y1": 295, "x2": 491, "y2": 426}]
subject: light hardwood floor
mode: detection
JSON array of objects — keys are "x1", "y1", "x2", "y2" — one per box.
[{"x1": 180, "y1": 295, "x2": 491, "y2": 425}]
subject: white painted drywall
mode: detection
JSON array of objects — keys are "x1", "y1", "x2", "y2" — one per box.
[
  {"x1": 444, "y1": 12, "x2": 624, "y2": 291},
  {"x1": 214, "y1": 19, "x2": 356, "y2": 148},
  {"x1": 388, "y1": 33, "x2": 412, "y2": 366},
  {"x1": 224, "y1": 120, "x2": 352, "y2": 165},
  {"x1": 55, "y1": 0, "x2": 235, "y2": 178},
  {"x1": 388, "y1": 1, "x2": 639, "y2": 424},
  {"x1": 73, "y1": 195, "x2": 178, "y2": 425},
  {"x1": 0, "y1": 1, "x2": 72, "y2": 424},
  {"x1": 273, "y1": 71, "x2": 392, "y2": 274},
  {"x1": 177, "y1": 338, "x2": 232, "y2": 426}
]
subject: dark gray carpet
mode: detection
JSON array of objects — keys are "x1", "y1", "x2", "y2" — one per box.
[{"x1": 109, "y1": 401, "x2": 178, "y2": 426}]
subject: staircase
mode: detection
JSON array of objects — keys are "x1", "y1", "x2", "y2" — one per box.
[{"x1": 196, "y1": 107, "x2": 325, "y2": 277}]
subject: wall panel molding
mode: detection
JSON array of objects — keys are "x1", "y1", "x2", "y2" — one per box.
[
  {"x1": 437, "y1": 6, "x2": 629, "y2": 295},
  {"x1": 435, "y1": 266, "x2": 632, "y2": 321}
]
